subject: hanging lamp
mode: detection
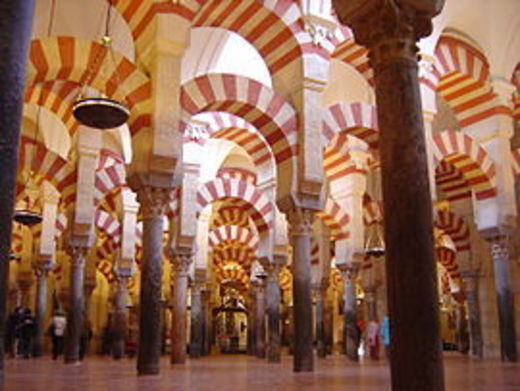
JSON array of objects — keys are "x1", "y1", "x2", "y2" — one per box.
[
  {"x1": 364, "y1": 168, "x2": 385, "y2": 257},
  {"x1": 72, "y1": 1, "x2": 129, "y2": 129}
]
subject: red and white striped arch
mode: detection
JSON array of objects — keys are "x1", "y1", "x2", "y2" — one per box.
[
  {"x1": 432, "y1": 131, "x2": 497, "y2": 200},
  {"x1": 212, "y1": 205, "x2": 250, "y2": 228},
  {"x1": 434, "y1": 209, "x2": 471, "y2": 253},
  {"x1": 322, "y1": 102, "x2": 378, "y2": 149},
  {"x1": 512, "y1": 63, "x2": 520, "y2": 123},
  {"x1": 28, "y1": 37, "x2": 152, "y2": 138},
  {"x1": 181, "y1": 73, "x2": 297, "y2": 196},
  {"x1": 24, "y1": 81, "x2": 80, "y2": 134},
  {"x1": 363, "y1": 195, "x2": 383, "y2": 226},
  {"x1": 209, "y1": 225, "x2": 258, "y2": 250},
  {"x1": 192, "y1": 0, "x2": 318, "y2": 79},
  {"x1": 215, "y1": 265, "x2": 250, "y2": 291},
  {"x1": 316, "y1": 197, "x2": 350, "y2": 240},
  {"x1": 433, "y1": 35, "x2": 509, "y2": 128},
  {"x1": 213, "y1": 247, "x2": 255, "y2": 269},
  {"x1": 436, "y1": 246, "x2": 461, "y2": 281},
  {"x1": 217, "y1": 168, "x2": 257, "y2": 185},
  {"x1": 435, "y1": 160, "x2": 472, "y2": 202},
  {"x1": 94, "y1": 149, "x2": 126, "y2": 204},
  {"x1": 95, "y1": 209, "x2": 122, "y2": 244},
  {"x1": 97, "y1": 259, "x2": 116, "y2": 284},
  {"x1": 17, "y1": 137, "x2": 76, "y2": 204},
  {"x1": 197, "y1": 178, "x2": 273, "y2": 232},
  {"x1": 331, "y1": 38, "x2": 373, "y2": 88}
]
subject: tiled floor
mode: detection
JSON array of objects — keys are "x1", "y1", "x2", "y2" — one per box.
[{"x1": 3, "y1": 353, "x2": 520, "y2": 391}]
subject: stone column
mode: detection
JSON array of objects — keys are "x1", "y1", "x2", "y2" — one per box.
[
  {"x1": 365, "y1": 287, "x2": 378, "y2": 322},
  {"x1": 333, "y1": 1, "x2": 446, "y2": 389},
  {"x1": 0, "y1": 0, "x2": 36, "y2": 370},
  {"x1": 201, "y1": 290, "x2": 211, "y2": 356},
  {"x1": 338, "y1": 263, "x2": 360, "y2": 361},
  {"x1": 265, "y1": 263, "x2": 283, "y2": 363},
  {"x1": 189, "y1": 282, "x2": 203, "y2": 358},
  {"x1": 314, "y1": 282, "x2": 328, "y2": 358},
  {"x1": 461, "y1": 271, "x2": 483, "y2": 357},
  {"x1": 17, "y1": 275, "x2": 32, "y2": 309},
  {"x1": 112, "y1": 273, "x2": 130, "y2": 360},
  {"x1": 253, "y1": 280, "x2": 266, "y2": 359},
  {"x1": 247, "y1": 296, "x2": 256, "y2": 356},
  {"x1": 170, "y1": 252, "x2": 192, "y2": 364},
  {"x1": 456, "y1": 301, "x2": 470, "y2": 354},
  {"x1": 136, "y1": 187, "x2": 170, "y2": 375},
  {"x1": 488, "y1": 235, "x2": 517, "y2": 362},
  {"x1": 64, "y1": 246, "x2": 88, "y2": 364},
  {"x1": 32, "y1": 262, "x2": 52, "y2": 357},
  {"x1": 287, "y1": 208, "x2": 314, "y2": 372}
]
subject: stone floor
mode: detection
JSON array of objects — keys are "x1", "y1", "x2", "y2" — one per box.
[{"x1": 3, "y1": 353, "x2": 520, "y2": 391}]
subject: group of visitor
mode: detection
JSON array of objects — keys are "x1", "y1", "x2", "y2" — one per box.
[
  {"x1": 5, "y1": 307, "x2": 93, "y2": 361},
  {"x1": 357, "y1": 315, "x2": 391, "y2": 360},
  {"x1": 5, "y1": 306, "x2": 37, "y2": 358}
]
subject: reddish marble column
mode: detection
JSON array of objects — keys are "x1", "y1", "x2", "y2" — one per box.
[
  {"x1": 253, "y1": 281, "x2": 266, "y2": 359},
  {"x1": 461, "y1": 271, "x2": 483, "y2": 357},
  {"x1": 0, "y1": 0, "x2": 36, "y2": 370},
  {"x1": 487, "y1": 235, "x2": 517, "y2": 362},
  {"x1": 136, "y1": 187, "x2": 170, "y2": 375},
  {"x1": 112, "y1": 273, "x2": 130, "y2": 360},
  {"x1": 64, "y1": 246, "x2": 88, "y2": 364},
  {"x1": 33, "y1": 263, "x2": 52, "y2": 357},
  {"x1": 333, "y1": 1, "x2": 446, "y2": 389},
  {"x1": 265, "y1": 263, "x2": 283, "y2": 363},
  {"x1": 170, "y1": 252, "x2": 191, "y2": 364},
  {"x1": 287, "y1": 208, "x2": 314, "y2": 372},
  {"x1": 338, "y1": 263, "x2": 360, "y2": 362},
  {"x1": 189, "y1": 282, "x2": 203, "y2": 359}
]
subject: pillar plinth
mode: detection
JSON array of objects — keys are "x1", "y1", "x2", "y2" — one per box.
[
  {"x1": 338, "y1": 263, "x2": 361, "y2": 361},
  {"x1": 287, "y1": 208, "x2": 314, "y2": 372},
  {"x1": 136, "y1": 187, "x2": 170, "y2": 375},
  {"x1": 170, "y1": 252, "x2": 192, "y2": 364},
  {"x1": 64, "y1": 246, "x2": 88, "y2": 364},
  {"x1": 333, "y1": 1, "x2": 446, "y2": 389},
  {"x1": 488, "y1": 235, "x2": 517, "y2": 362},
  {"x1": 33, "y1": 263, "x2": 52, "y2": 357}
]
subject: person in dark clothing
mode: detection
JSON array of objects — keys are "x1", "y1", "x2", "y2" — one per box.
[
  {"x1": 5, "y1": 306, "x2": 23, "y2": 357},
  {"x1": 18, "y1": 308, "x2": 37, "y2": 358}
]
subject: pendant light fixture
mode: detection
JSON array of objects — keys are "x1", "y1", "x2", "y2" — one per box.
[
  {"x1": 72, "y1": 0, "x2": 129, "y2": 129},
  {"x1": 364, "y1": 168, "x2": 385, "y2": 258}
]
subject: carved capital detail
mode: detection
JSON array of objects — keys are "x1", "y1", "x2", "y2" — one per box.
[
  {"x1": 337, "y1": 262, "x2": 361, "y2": 281},
  {"x1": 136, "y1": 186, "x2": 171, "y2": 219},
  {"x1": 286, "y1": 208, "x2": 314, "y2": 236},
  {"x1": 68, "y1": 246, "x2": 89, "y2": 268},
  {"x1": 488, "y1": 235, "x2": 510, "y2": 263},
  {"x1": 335, "y1": 1, "x2": 441, "y2": 70},
  {"x1": 172, "y1": 253, "x2": 193, "y2": 277}
]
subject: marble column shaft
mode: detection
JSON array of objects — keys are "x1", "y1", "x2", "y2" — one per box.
[
  {"x1": 33, "y1": 266, "x2": 50, "y2": 357},
  {"x1": 339, "y1": 265, "x2": 360, "y2": 361},
  {"x1": 254, "y1": 282, "x2": 266, "y2": 358},
  {"x1": 462, "y1": 274, "x2": 483, "y2": 357},
  {"x1": 314, "y1": 284, "x2": 327, "y2": 358},
  {"x1": 288, "y1": 208, "x2": 314, "y2": 372},
  {"x1": 266, "y1": 265, "x2": 282, "y2": 363},
  {"x1": 65, "y1": 247, "x2": 87, "y2": 364},
  {"x1": 334, "y1": 2, "x2": 446, "y2": 389},
  {"x1": 189, "y1": 284, "x2": 203, "y2": 358},
  {"x1": 112, "y1": 275, "x2": 129, "y2": 360},
  {"x1": 136, "y1": 187, "x2": 169, "y2": 375},
  {"x1": 0, "y1": 0, "x2": 35, "y2": 369},
  {"x1": 170, "y1": 253, "x2": 191, "y2": 364},
  {"x1": 489, "y1": 236, "x2": 517, "y2": 362}
]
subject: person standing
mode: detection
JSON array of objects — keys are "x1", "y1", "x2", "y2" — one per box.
[
  {"x1": 380, "y1": 315, "x2": 391, "y2": 359},
  {"x1": 367, "y1": 319, "x2": 380, "y2": 360},
  {"x1": 18, "y1": 308, "x2": 37, "y2": 358},
  {"x1": 49, "y1": 310, "x2": 67, "y2": 360}
]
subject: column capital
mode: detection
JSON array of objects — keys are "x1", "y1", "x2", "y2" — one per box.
[
  {"x1": 337, "y1": 262, "x2": 361, "y2": 281},
  {"x1": 171, "y1": 251, "x2": 193, "y2": 277},
  {"x1": 333, "y1": 0, "x2": 444, "y2": 69},
  {"x1": 67, "y1": 245, "x2": 89, "y2": 268},
  {"x1": 33, "y1": 261, "x2": 52, "y2": 277},
  {"x1": 136, "y1": 186, "x2": 172, "y2": 219},
  {"x1": 286, "y1": 208, "x2": 314, "y2": 236}
]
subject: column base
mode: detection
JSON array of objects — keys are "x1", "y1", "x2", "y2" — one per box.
[{"x1": 137, "y1": 366, "x2": 160, "y2": 376}]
